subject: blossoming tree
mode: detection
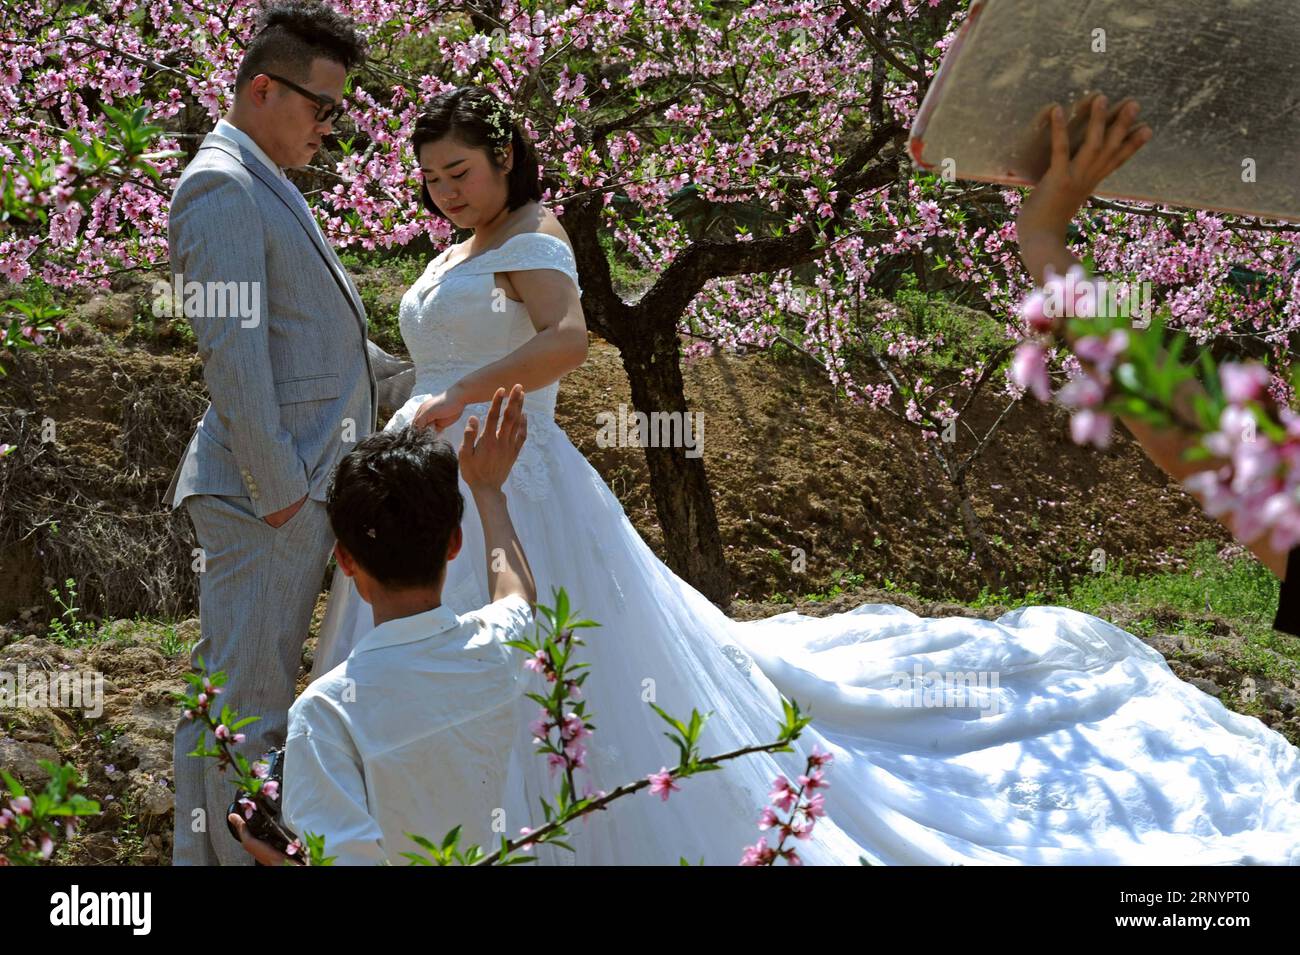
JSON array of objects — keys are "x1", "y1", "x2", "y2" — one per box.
[{"x1": 3, "y1": 0, "x2": 1297, "y2": 602}]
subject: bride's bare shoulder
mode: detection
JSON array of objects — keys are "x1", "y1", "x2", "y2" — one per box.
[
  {"x1": 537, "y1": 209, "x2": 572, "y2": 250},
  {"x1": 507, "y1": 203, "x2": 573, "y2": 253}
]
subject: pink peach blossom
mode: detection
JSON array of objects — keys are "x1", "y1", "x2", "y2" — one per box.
[{"x1": 648, "y1": 768, "x2": 680, "y2": 802}]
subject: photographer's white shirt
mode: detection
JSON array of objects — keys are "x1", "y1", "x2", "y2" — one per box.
[{"x1": 283, "y1": 594, "x2": 533, "y2": 865}]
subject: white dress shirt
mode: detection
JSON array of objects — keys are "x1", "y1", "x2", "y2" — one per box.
[
  {"x1": 214, "y1": 117, "x2": 287, "y2": 181},
  {"x1": 283, "y1": 593, "x2": 534, "y2": 865}
]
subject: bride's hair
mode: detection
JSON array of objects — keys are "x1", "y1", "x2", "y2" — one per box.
[
  {"x1": 410, "y1": 85, "x2": 542, "y2": 220},
  {"x1": 325, "y1": 427, "x2": 464, "y2": 590}
]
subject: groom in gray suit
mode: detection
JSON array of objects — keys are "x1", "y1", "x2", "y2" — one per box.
[{"x1": 162, "y1": 2, "x2": 412, "y2": 864}]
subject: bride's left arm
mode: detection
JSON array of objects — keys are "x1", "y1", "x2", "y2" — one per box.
[{"x1": 450, "y1": 268, "x2": 588, "y2": 405}]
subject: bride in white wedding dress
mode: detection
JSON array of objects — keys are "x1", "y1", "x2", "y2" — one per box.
[
  {"x1": 313, "y1": 89, "x2": 1300, "y2": 865},
  {"x1": 311, "y1": 222, "x2": 1300, "y2": 865}
]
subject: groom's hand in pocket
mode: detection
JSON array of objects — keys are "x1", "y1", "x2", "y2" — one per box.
[
  {"x1": 459, "y1": 384, "x2": 527, "y2": 492},
  {"x1": 263, "y1": 493, "x2": 308, "y2": 528}
]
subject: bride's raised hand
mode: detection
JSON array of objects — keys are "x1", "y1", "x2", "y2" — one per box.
[{"x1": 412, "y1": 387, "x2": 467, "y2": 432}]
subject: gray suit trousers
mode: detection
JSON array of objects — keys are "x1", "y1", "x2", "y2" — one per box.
[{"x1": 172, "y1": 492, "x2": 336, "y2": 865}]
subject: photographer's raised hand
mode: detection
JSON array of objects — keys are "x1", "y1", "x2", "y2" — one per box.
[
  {"x1": 457, "y1": 384, "x2": 537, "y2": 607},
  {"x1": 458, "y1": 384, "x2": 528, "y2": 491}
]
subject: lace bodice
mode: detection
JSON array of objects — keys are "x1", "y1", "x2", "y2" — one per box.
[{"x1": 398, "y1": 231, "x2": 584, "y2": 423}]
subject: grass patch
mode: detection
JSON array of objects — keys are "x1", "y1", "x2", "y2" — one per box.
[
  {"x1": 1063, "y1": 540, "x2": 1279, "y2": 624},
  {"x1": 974, "y1": 540, "x2": 1297, "y2": 682},
  {"x1": 772, "y1": 539, "x2": 1299, "y2": 682},
  {"x1": 98, "y1": 617, "x2": 195, "y2": 658}
]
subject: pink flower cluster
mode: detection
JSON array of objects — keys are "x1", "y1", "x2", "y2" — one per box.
[
  {"x1": 15, "y1": 319, "x2": 66, "y2": 345},
  {"x1": 1013, "y1": 267, "x2": 1300, "y2": 552},
  {"x1": 532, "y1": 707, "x2": 592, "y2": 776},
  {"x1": 0, "y1": 795, "x2": 32, "y2": 829},
  {"x1": 0, "y1": 792, "x2": 75, "y2": 862},
  {"x1": 739, "y1": 745, "x2": 833, "y2": 866},
  {"x1": 1183, "y1": 364, "x2": 1300, "y2": 553},
  {"x1": 181, "y1": 676, "x2": 222, "y2": 721},
  {"x1": 213, "y1": 723, "x2": 245, "y2": 745},
  {"x1": 1010, "y1": 265, "x2": 1122, "y2": 448},
  {"x1": 517, "y1": 614, "x2": 607, "y2": 849},
  {"x1": 524, "y1": 647, "x2": 583, "y2": 700}
]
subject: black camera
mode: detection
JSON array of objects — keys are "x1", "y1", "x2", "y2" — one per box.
[{"x1": 226, "y1": 746, "x2": 297, "y2": 862}]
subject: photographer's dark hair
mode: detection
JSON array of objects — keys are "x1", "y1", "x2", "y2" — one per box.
[
  {"x1": 410, "y1": 85, "x2": 542, "y2": 220},
  {"x1": 235, "y1": 1, "x2": 366, "y2": 93},
  {"x1": 326, "y1": 427, "x2": 464, "y2": 590}
]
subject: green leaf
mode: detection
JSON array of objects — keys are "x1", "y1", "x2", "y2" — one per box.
[
  {"x1": 1, "y1": 769, "x2": 25, "y2": 798},
  {"x1": 406, "y1": 833, "x2": 438, "y2": 852},
  {"x1": 648, "y1": 702, "x2": 687, "y2": 737},
  {"x1": 440, "y1": 825, "x2": 462, "y2": 850},
  {"x1": 1114, "y1": 362, "x2": 1141, "y2": 393}
]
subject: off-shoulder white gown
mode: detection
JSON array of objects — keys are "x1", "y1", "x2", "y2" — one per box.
[{"x1": 312, "y1": 231, "x2": 1300, "y2": 865}]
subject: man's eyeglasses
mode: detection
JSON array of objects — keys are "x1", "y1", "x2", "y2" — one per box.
[{"x1": 261, "y1": 72, "x2": 346, "y2": 124}]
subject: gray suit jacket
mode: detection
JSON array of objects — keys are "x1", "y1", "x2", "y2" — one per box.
[{"x1": 163, "y1": 130, "x2": 414, "y2": 517}]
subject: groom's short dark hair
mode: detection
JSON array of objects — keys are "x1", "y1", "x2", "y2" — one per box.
[
  {"x1": 235, "y1": 1, "x2": 366, "y2": 93},
  {"x1": 326, "y1": 427, "x2": 464, "y2": 590}
]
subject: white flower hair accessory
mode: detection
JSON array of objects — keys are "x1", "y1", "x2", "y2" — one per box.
[{"x1": 484, "y1": 97, "x2": 518, "y2": 150}]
